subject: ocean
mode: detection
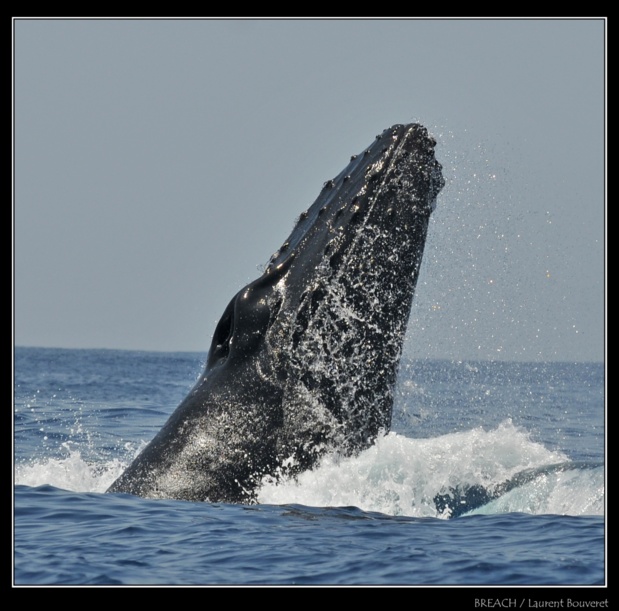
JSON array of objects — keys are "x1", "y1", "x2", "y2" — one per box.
[{"x1": 13, "y1": 346, "x2": 605, "y2": 588}]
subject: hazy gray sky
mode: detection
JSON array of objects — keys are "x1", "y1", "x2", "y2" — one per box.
[{"x1": 14, "y1": 18, "x2": 605, "y2": 362}]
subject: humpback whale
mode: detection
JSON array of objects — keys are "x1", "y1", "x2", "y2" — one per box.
[{"x1": 107, "y1": 123, "x2": 444, "y2": 503}]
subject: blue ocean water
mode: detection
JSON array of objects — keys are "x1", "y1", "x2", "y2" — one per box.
[{"x1": 13, "y1": 347, "x2": 605, "y2": 586}]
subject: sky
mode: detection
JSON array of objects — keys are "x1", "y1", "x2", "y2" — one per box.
[{"x1": 13, "y1": 18, "x2": 606, "y2": 362}]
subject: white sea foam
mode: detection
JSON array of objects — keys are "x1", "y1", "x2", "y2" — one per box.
[
  {"x1": 14, "y1": 441, "x2": 145, "y2": 494},
  {"x1": 257, "y1": 420, "x2": 604, "y2": 518}
]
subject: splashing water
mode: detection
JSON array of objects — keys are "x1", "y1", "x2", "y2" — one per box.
[
  {"x1": 257, "y1": 420, "x2": 602, "y2": 518},
  {"x1": 15, "y1": 417, "x2": 603, "y2": 519},
  {"x1": 15, "y1": 440, "x2": 145, "y2": 494}
]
